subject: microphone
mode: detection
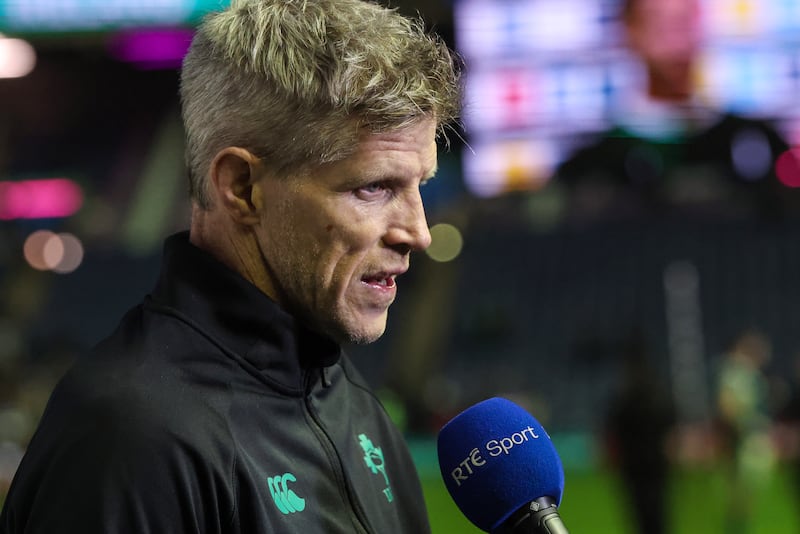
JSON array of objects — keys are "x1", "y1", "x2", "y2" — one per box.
[{"x1": 437, "y1": 397, "x2": 569, "y2": 533}]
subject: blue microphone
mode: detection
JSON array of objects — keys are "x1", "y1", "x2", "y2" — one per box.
[{"x1": 437, "y1": 397, "x2": 569, "y2": 533}]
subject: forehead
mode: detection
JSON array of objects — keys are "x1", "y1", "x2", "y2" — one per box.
[
  {"x1": 357, "y1": 119, "x2": 437, "y2": 151},
  {"x1": 628, "y1": 0, "x2": 698, "y2": 16},
  {"x1": 348, "y1": 119, "x2": 439, "y2": 176}
]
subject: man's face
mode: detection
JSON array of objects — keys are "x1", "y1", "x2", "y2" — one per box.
[
  {"x1": 253, "y1": 119, "x2": 437, "y2": 344},
  {"x1": 627, "y1": 0, "x2": 702, "y2": 67}
]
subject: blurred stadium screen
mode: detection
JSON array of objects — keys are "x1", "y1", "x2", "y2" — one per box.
[
  {"x1": 455, "y1": 0, "x2": 800, "y2": 197},
  {"x1": 0, "y1": 0, "x2": 229, "y2": 32}
]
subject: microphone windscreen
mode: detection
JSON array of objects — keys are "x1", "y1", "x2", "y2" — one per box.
[{"x1": 437, "y1": 397, "x2": 564, "y2": 533}]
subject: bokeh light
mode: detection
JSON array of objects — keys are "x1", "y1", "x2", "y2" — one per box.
[
  {"x1": 23, "y1": 230, "x2": 56, "y2": 271},
  {"x1": 108, "y1": 28, "x2": 194, "y2": 69},
  {"x1": 50, "y1": 233, "x2": 84, "y2": 274},
  {"x1": 0, "y1": 36, "x2": 36, "y2": 79},
  {"x1": 0, "y1": 178, "x2": 84, "y2": 220},
  {"x1": 22, "y1": 231, "x2": 85, "y2": 274},
  {"x1": 426, "y1": 224, "x2": 464, "y2": 263},
  {"x1": 730, "y1": 127, "x2": 772, "y2": 181},
  {"x1": 775, "y1": 148, "x2": 800, "y2": 188}
]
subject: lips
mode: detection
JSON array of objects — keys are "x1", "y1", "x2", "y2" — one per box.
[{"x1": 361, "y1": 273, "x2": 397, "y2": 288}]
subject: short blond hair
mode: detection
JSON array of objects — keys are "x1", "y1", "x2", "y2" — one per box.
[{"x1": 180, "y1": 0, "x2": 462, "y2": 208}]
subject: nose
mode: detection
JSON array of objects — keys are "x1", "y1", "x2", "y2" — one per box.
[{"x1": 384, "y1": 190, "x2": 432, "y2": 253}]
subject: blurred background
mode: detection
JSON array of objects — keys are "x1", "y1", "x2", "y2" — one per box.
[{"x1": 3, "y1": 0, "x2": 800, "y2": 532}]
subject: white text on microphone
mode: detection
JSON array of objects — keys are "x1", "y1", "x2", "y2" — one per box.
[{"x1": 450, "y1": 426, "x2": 540, "y2": 486}]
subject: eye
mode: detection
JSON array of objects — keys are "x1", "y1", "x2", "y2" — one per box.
[
  {"x1": 360, "y1": 182, "x2": 385, "y2": 193},
  {"x1": 355, "y1": 181, "x2": 392, "y2": 200}
]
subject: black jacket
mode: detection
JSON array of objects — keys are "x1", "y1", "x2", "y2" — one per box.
[
  {"x1": 556, "y1": 113, "x2": 795, "y2": 221},
  {"x1": 1, "y1": 232, "x2": 430, "y2": 533}
]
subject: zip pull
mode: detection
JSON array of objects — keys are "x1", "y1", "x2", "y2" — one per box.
[{"x1": 321, "y1": 366, "x2": 332, "y2": 388}]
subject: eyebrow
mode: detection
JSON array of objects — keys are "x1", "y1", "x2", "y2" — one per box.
[{"x1": 352, "y1": 158, "x2": 439, "y2": 187}]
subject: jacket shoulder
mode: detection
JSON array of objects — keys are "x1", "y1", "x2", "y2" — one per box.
[{"x1": 1, "y1": 308, "x2": 238, "y2": 533}]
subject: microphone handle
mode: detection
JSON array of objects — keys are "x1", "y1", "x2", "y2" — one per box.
[{"x1": 499, "y1": 496, "x2": 570, "y2": 534}]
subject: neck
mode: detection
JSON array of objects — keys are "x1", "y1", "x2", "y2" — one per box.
[
  {"x1": 190, "y1": 204, "x2": 279, "y2": 303},
  {"x1": 646, "y1": 59, "x2": 695, "y2": 102}
]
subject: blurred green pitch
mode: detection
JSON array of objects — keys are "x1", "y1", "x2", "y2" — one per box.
[{"x1": 422, "y1": 466, "x2": 799, "y2": 534}]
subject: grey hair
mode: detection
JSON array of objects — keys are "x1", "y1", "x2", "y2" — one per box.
[{"x1": 180, "y1": 0, "x2": 462, "y2": 209}]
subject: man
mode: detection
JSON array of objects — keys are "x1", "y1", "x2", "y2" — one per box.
[
  {"x1": 715, "y1": 329, "x2": 774, "y2": 534},
  {"x1": 0, "y1": 0, "x2": 460, "y2": 532},
  {"x1": 604, "y1": 331, "x2": 675, "y2": 534},
  {"x1": 557, "y1": 0, "x2": 792, "y2": 221}
]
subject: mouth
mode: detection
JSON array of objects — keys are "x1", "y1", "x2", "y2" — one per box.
[{"x1": 361, "y1": 273, "x2": 398, "y2": 289}]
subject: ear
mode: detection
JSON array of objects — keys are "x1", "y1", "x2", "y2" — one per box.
[{"x1": 208, "y1": 147, "x2": 263, "y2": 226}]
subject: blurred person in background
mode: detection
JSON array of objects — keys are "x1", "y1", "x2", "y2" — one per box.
[
  {"x1": 0, "y1": 0, "x2": 460, "y2": 532},
  {"x1": 604, "y1": 330, "x2": 676, "y2": 534},
  {"x1": 556, "y1": 0, "x2": 793, "y2": 221},
  {"x1": 774, "y1": 351, "x2": 800, "y2": 529},
  {"x1": 0, "y1": 330, "x2": 25, "y2": 500},
  {"x1": 714, "y1": 329, "x2": 775, "y2": 534}
]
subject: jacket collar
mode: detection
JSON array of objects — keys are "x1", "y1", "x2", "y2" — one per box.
[{"x1": 149, "y1": 231, "x2": 341, "y2": 394}]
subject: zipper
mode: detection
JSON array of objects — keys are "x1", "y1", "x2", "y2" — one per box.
[
  {"x1": 321, "y1": 366, "x2": 332, "y2": 388},
  {"x1": 303, "y1": 370, "x2": 371, "y2": 534}
]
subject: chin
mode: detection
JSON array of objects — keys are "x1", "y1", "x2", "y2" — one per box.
[
  {"x1": 345, "y1": 327, "x2": 386, "y2": 345},
  {"x1": 321, "y1": 306, "x2": 389, "y2": 345},
  {"x1": 340, "y1": 317, "x2": 387, "y2": 345}
]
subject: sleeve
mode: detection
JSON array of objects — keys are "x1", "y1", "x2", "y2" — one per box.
[{"x1": 1, "y1": 387, "x2": 236, "y2": 534}]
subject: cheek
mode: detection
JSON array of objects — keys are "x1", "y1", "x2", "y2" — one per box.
[
  {"x1": 281, "y1": 201, "x2": 384, "y2": 284},
  {"x1": 322, "y1": 206, "x2": 383, "y2": 254},
  {"x1": 320, "y1": 223, "x2": 383, "y2": 285},
  {"x1": 323, "y1": 223, "x2": 380, "y2": 257},
  {"x1": 257, "y1": 207, "x2": 317, "y2": 278},
  {"x1": 320, "y1": 225, "x2": 371, "y2": 272}
]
